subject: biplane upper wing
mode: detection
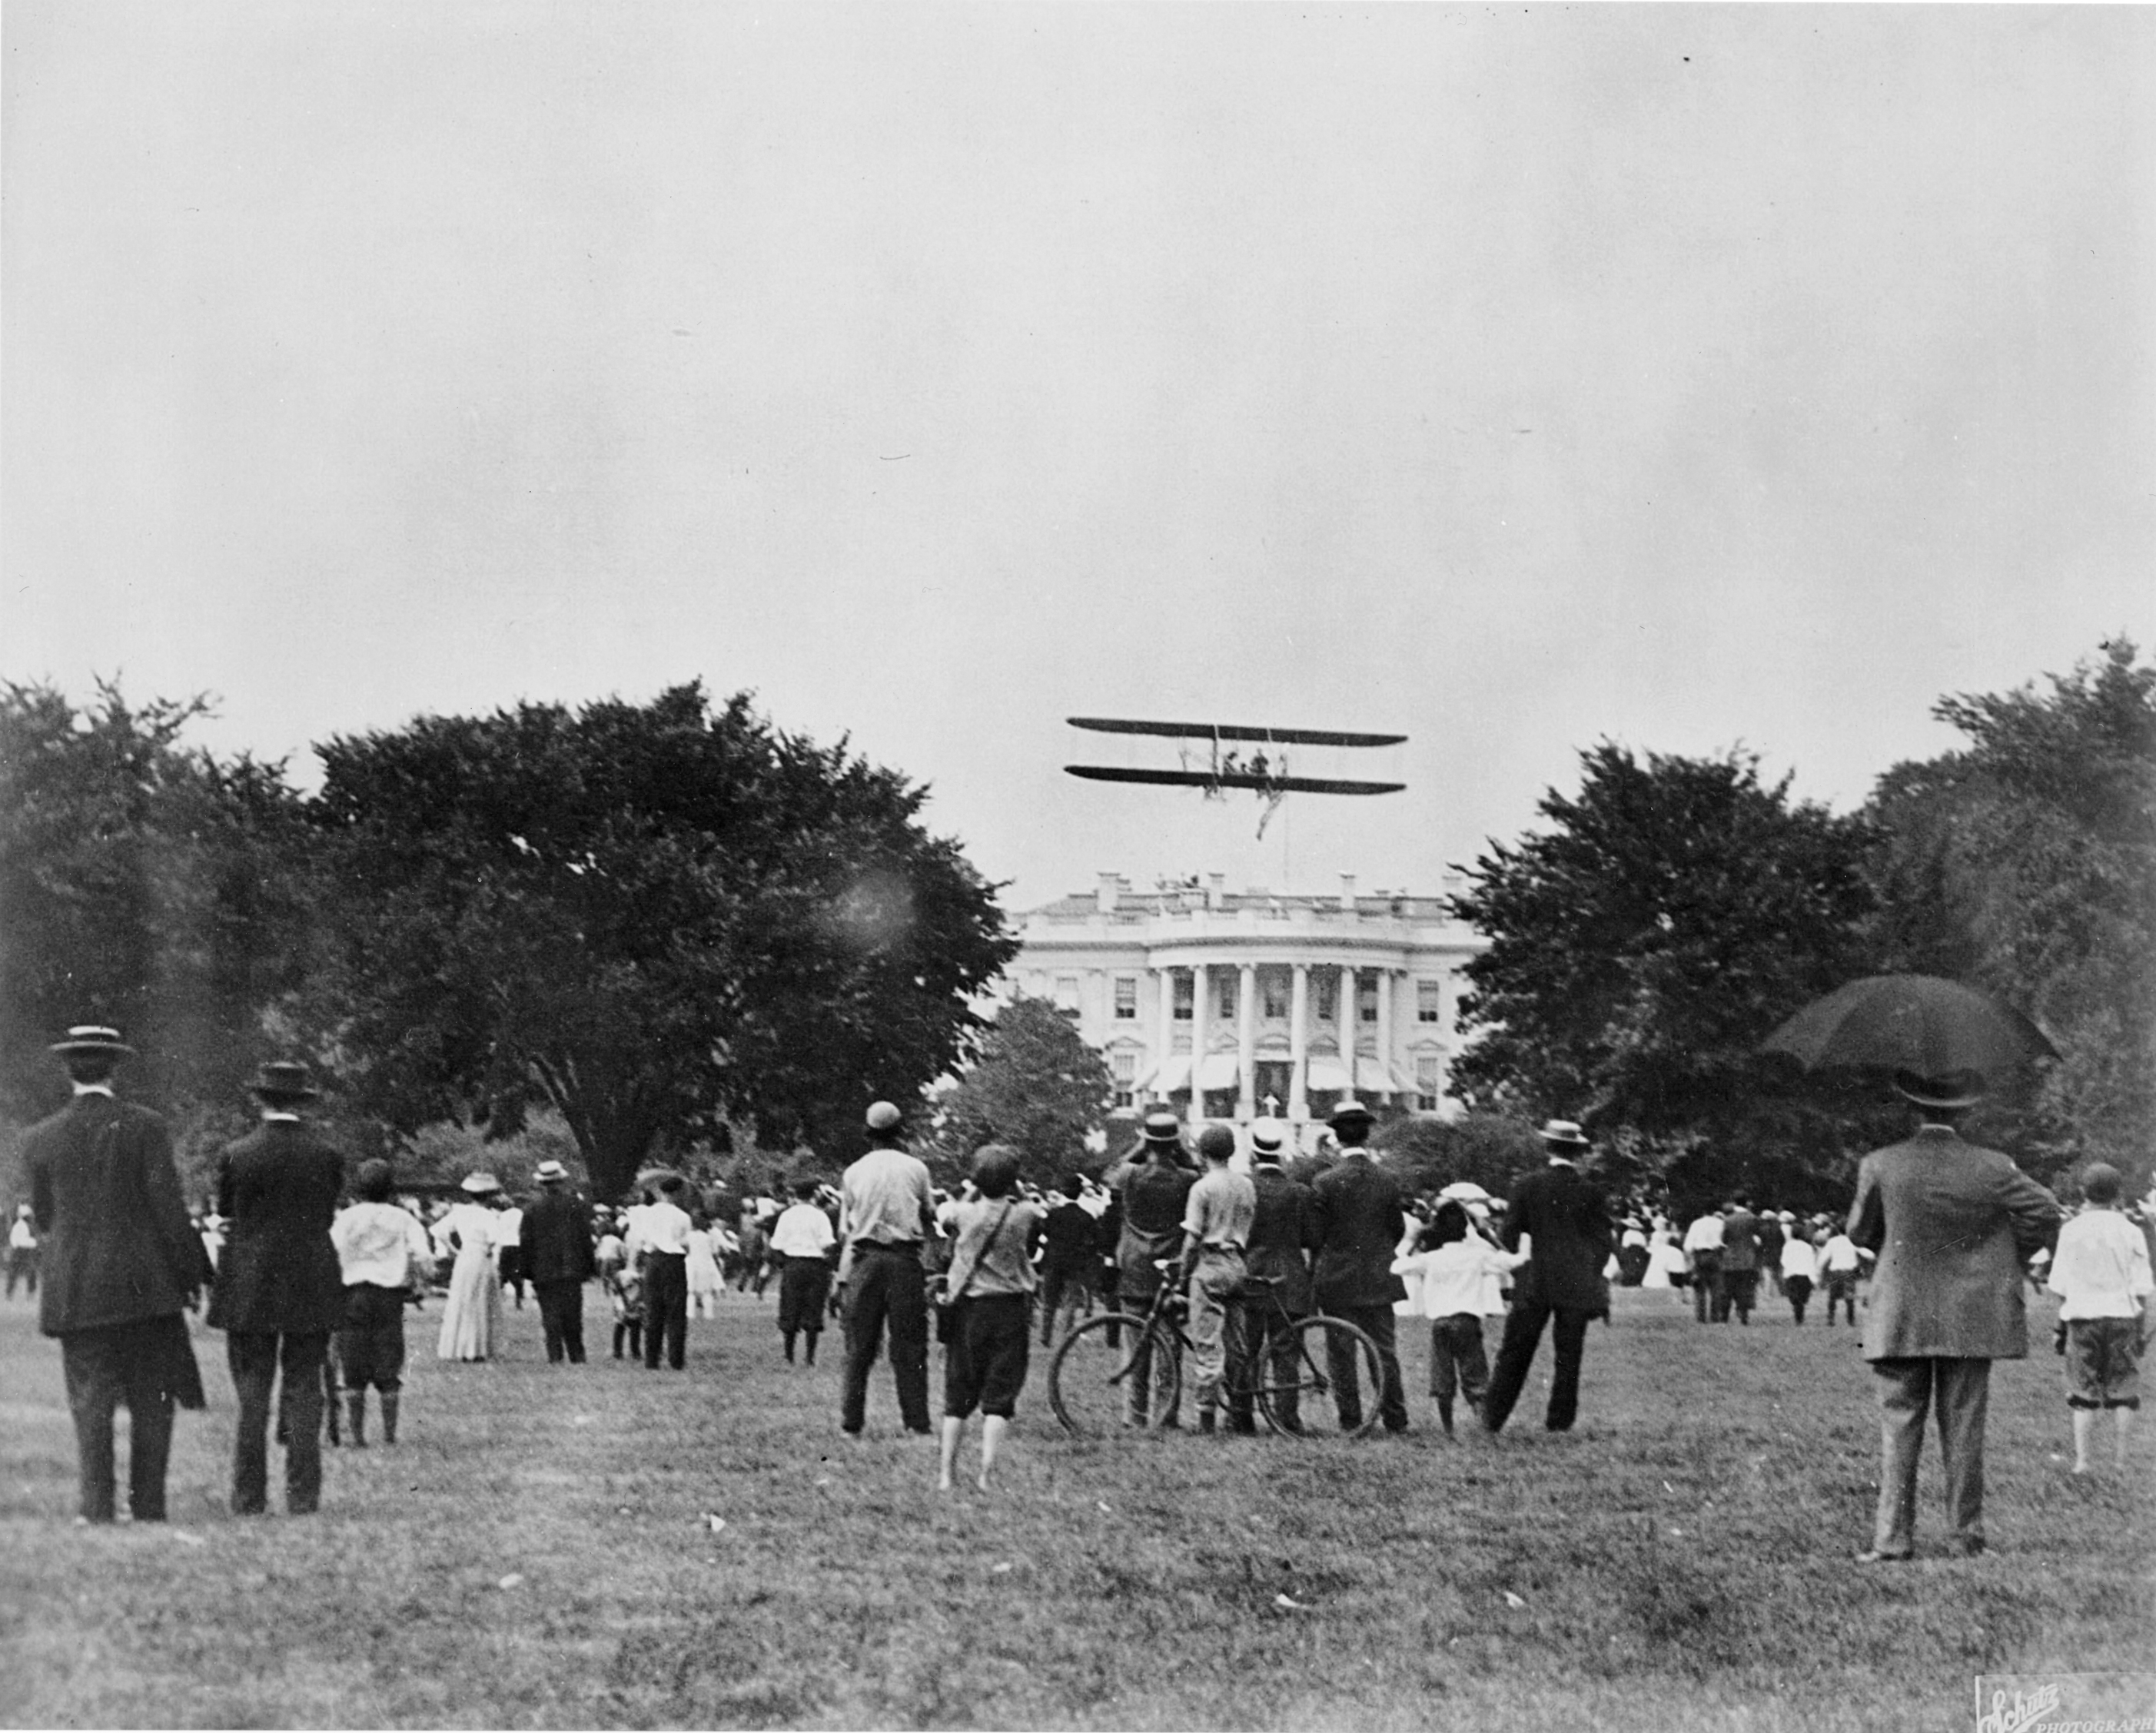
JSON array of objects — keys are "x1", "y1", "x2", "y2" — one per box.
[
  {"x1": 1067, "y1": 717, "x2": 1407, "y2": 749},
  {"x1": 1065, "y1": 766, "x2": 1404, "y2": 795}
]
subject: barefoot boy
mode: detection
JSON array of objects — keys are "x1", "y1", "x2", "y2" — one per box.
[{"x1": 2047, "y1": 1163, "x2": 2154, "y2": 1474}]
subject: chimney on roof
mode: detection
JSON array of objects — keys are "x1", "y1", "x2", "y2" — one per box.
[
  {"x1": 1207, "y1": 872, "x2": 1226, "y2": 911},
  {"x1": 1096, "y1": 871, "x2": 1121, "y2": 915},
  {"x1": 1339, "y1": 871, "x2": 1357, "y2": 911}
]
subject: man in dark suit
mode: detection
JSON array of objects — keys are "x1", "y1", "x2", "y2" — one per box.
[
  {"x1": 520, "y1": 1159, "x2": 596, "y2": 1363},
  {"x1": 1036, "y1": 1174, "x2": 1100, "y2": 1345},
  {"x1": 1717, "y1": 1197, "x2": 1761, "y2": 1325},
  {"x1": 207, "y1": 1061, "x2": 347, "y2": 1516},
  {"x1": 1229, "y1": 1118, "x2": 1318, "y2": 1433},
  {"x1": 1849, "y1": 1071, "x2": 2059, "y2": 1562},
  {"x1": 1309, "y1": 1100, "x2": 1410, "y2": 1433},
  {"x1": 1482, "y1": 1118, "x2": 1613, "y2": 1435},
  {"x1": 25, "y1": 1026, "x2": 214, "y2": 1523}
]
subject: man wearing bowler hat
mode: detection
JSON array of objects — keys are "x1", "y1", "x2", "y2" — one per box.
[
  {"x1": 520, "y1": 1158, "x2": 596, "y2": 1364},
  {"x1": 25, "y1": 1026, "x2": 214, "y2": 1522},
  {"x1": 837, "y1": 1101, "x2": 938, "y2": 1435},
  {"x1": 1849, "y1": 1070, "x2": 2058, "y2": 1562},
  {"x1": 1309, "y1": 1100, "x2": 1411, "y2": 1433},
  {"x1": 1482, "y1": 1119, "x2": 1613, "y2": 1435},
  {"x1": 208, "y1": 1061, "x2": 347, "y2": 1516}
]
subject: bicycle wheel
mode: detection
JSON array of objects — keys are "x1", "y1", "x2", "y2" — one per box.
[
  {"x1": 1048, "y1": 1313, "x2": 1182, "y2": 1437},
  {"x1": 1253, "y1": 1316, "x2": 1383, "y2": 1439}
]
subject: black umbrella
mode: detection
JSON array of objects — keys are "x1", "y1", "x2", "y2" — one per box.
[{"x1": 1759, "y1": 974, "x2": 2057, "y2": 1081}]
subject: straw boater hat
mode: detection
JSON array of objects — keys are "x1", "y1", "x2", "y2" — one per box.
[
  {"x1": 865, "y1": 1101, "x2": 903, "y2": 1133},
  {"x1": 1537, "y1": 1118, "x2": 1591, "y2": 1149},
  {"x1": 533, "y1": 1159, "x2": 569, "y2": 1184},
  {"x1": 1328, "y1": 1099, "x2": 1374, "y2": 1127},
  {"x1": 1249, "y1": 1118, "x2": 1287, "y2": 1156},
  {"x1": 460, "y1": 1172, "x2": 502, "y2": 1196},
  {"x1": 50, "y1": 1024, "x2": 133, "y2": 1057},
  {"x1": 1141, "y1": 1109, "x2": 1183, "y2": 1144}
]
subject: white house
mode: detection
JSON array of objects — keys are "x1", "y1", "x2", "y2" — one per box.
[{"x1": 1002, "y1": 871, "x2": 1486, "y2": 1151}]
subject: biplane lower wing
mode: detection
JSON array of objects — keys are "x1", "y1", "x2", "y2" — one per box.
[
  {"x1": 1065, "y1": 766, "x2": 1404, "y2": 795},
  {"x1": 1068, "y1": 717, "x2": 1407, "y2": 749}
]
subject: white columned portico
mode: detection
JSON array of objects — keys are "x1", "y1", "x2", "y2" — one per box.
[
  {"x1": 1155, "y1": 967, "x2": 1175, "y2": 1101},
  {"x1": 1288, "y1": 964, "x2": 1310, "y2": 1122},
  {"x1": 1190, "y1": 961, "x2": 1210, "y2": 1128},
  {"x1": 1374, "y1": 968, "x2": 1394, "y2": 1104},
  {"x1": 1337, "y1": 964, "x2": 1357, "y2": 1092},
  {"x1": 1237, "y1": 964, "x2": 1257, "y2": 1120}
]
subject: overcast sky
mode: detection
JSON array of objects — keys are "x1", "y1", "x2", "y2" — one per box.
[{"x1": 5, "y1": 5, "x2": 2151, "y2": 911}]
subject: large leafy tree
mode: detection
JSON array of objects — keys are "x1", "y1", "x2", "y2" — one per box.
[
  {"x1": 1864, "y1": 639, "x2": 2156, "y2": 1184},
  {"x1": 922, "y1": 994, "x2": 1114, "y2": 1189},
  {"x1": 305, "y1": 685, "x2": 1015, "y2": 1200},
  {"x1": 0, "y1": 679, "x2": 317, "y2": 1130},
  {"x1": 1448, "y1": 745, "x2": 1879, "y2": 1178}
]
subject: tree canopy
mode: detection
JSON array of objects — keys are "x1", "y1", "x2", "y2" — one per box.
[
  {"x1": 0, "y1": 679, "x2": 317, "y2": 1127},
  {"x1": 1448, "y1": 743, "x2": 1879, "y2": 1182},
  {"x1": 304, "y1": 684, "x2": 1015, "y2": 1199},
  {"x1": 922, "y1": 994, "x2": 1114, "y2": 1189},
  {"x1": 1863, "y1": 639, "x2": 2156, "y2": 1182}
]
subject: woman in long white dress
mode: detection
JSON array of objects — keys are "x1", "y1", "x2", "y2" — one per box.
[
  {"x1": 437, "y1": 1174, "x2": 504, "y2": 1361},
  {"x1": 686, "y1": 1224, "x2": 724, "y2": 1319},
  {"x1": 1642, "y1": 1227, "x2": 1688, "y2": 1293}
]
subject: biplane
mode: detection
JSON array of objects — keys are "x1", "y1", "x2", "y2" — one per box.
[{"x1": 1064, "y1": 716, "x2": 1404, "y2": 835}]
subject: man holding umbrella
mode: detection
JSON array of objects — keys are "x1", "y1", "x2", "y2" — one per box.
[
  {"x1": 1761, "y1": 972, "x2": 2066, "y2": 1561},
  {"x1": 1848, "y1": 1070, "x2": 2058, "y2": 1562}
]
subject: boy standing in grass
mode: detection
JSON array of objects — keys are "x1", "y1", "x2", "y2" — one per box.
[
  {"x1": 2046, "y1": 1163, "x2": 2153, "y2": 1476},
  {"x1": 1819, "y1": 1227, "x2": 1862, "y2": 1326},
  {"x1": 1392, "y1": 1200, "x2": 1521, "y2": 1433}
]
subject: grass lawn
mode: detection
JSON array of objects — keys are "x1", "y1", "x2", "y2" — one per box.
[{"x1": 1, "y1": 1282, "x2": 2148, "y2": 1731}]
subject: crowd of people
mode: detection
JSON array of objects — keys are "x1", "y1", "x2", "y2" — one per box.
[{"x1": 12, "y1": 1021, "x2": 2152, "y2": 1561}]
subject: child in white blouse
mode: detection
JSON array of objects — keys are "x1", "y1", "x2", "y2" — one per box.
[{"x1": 1391, "y1": 1201, "x2": 1523, "y2": 1434}]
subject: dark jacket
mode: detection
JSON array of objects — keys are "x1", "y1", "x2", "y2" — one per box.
[
  {"x1": 25, "y1": 1093, "x2": 213, "y2": 1336},
  {"x1": 520, "y1": 1187, "x2": 596, "y2": 1283},
  {"x1": 1244, "y1": 1163, "x2": 1319, "y2": 1315},
  {"x1": 1309, "y1": 1152, "x2": 1408, "y2": 1310},
  {"x1": 1849, "y1": 1125, "x2": 2058, "y2": 1361},
  {"x1": 1039, "y1": 1200, "x2": 1099, "y2": 1275},
  {"x1": 1502, "y1": 1160, "x2": 1613, "y2": 1313},
  {"x1": 207, "y1": 1120, "x2": 347, "y2": 1335},
  {"x1": 1720, "y1": 1207, "x2": 1760, "y2": 1273}
]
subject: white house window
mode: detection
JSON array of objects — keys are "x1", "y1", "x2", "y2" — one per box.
[
  {"x1": 1055, "y1": 975, "x2": 1080, "y2": 1014},
  {"x1": 1358, "y1": 981, "x2": 1379, "y2": 1024},
  {"x1": 1111, "y1": 1049, "x2": 1138, "y2": 1110},
  {"x1": 1415, "y1": 1052, "x2": 1443, "y2": 1104},
  {"x1": 1173, "y1": 974, "x2": 1194, "y2": 1021},
  {"x1": 1216, "y1": 974, "x2": 1237, "y2": 1022},
  {"x1": 1261, "y1": 971, "x2": 1290, "y2": 1021},
  {"x1": 1314, "y1": 974, "x2": 1337, "y2": 1021},
  {"x1": 1417, "y1": 980, "x2": 1443, "y2": 1024},
  {"x1": 1113, "y1": 976, "x2": 1138, "y2": 1019}
]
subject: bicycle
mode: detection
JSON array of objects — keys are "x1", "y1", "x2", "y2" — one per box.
[{"x1": 1046, "y1": 1258, "x2": 1384, "y2": 1439}]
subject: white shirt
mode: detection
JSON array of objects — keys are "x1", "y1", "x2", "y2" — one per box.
[
  {"x1": 2047, "y1": 1208, "x2": 2155, "y2": 1321},
  {"x1": 8, "y1": 1217, "x2": 35, "y2": 1250},
  {"x1": 629, "y1": 1199, "x2": 693, "y2": 1258},
  {"x1": 1820, "y1": 1233, "x2": 1862, "y2": 1273},
  {"x1": 1683, "y1": 1214, "x2": 1725, "y2": 1254},
  {"x1": 1779, "y1": 1237, "x2": 1819, "y2": 1282},
  {"x1": 1393, "y1": 1237, "x2": 1523, "y2": 1319},
  {"x1": 770, "y1": 1201, "x2": 837, "y2": 1260},
  {"x1": 332, "y1": 1201, "x2": 435, "y2": 1289}
]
